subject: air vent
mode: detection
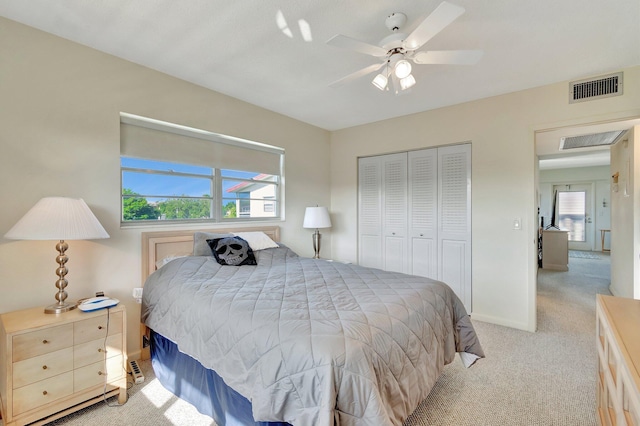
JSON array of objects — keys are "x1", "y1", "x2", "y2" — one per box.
[
  {"x1": 560, "y1": 130, "x2": 626, "y2": 150},
  {"x1": 569, "y1": 72, "x2": 622, "y2": 103}
]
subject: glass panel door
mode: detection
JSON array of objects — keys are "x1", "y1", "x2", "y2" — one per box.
[{"x1": 553, "y1": 184, "x2": 593, "y2": 251}]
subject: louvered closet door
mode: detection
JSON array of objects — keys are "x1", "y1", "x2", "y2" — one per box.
[
  {"x1": 408, "y1": 149, "x2": 438, "y2": 280},
  {"x1": 382, "y1": 153, "x2": 408, "y2": 273},
  {"x1": 438, "y1": 144, "x2": 471, "y2": 311},
  {"x1": 358, "y1": 156, "x2": 383, "y2": 268}
]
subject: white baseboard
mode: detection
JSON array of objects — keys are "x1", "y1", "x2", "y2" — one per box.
[{"x1": 470, "y1": 313, "x2": 534, "y2": 332}]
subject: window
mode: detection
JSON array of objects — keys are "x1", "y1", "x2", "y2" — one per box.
[
  {"x1": 120, "y1": 113, "x2": 284, "y2": 224},
  {"x1": 558, "y1": 190, "x2": 586, "y2": 242}
]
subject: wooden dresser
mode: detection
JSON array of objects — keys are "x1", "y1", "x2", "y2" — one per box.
[
  {"x1": 596, "y1": 294, "x2": 640, "y2": 425},
  {"x1": 0, "y1": 305, "x2": 127, "y2": 426}
]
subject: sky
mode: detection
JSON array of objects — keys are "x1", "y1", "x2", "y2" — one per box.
[{"x1": 121, "y1": 157, "x2": 261, "y2": 199}]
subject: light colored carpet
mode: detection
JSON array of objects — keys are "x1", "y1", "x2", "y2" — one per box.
[{"x1": 1, "y1": 254, "x2": 610, "y2": 426}]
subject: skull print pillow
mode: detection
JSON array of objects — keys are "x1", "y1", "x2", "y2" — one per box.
[{"x1": 207, "y1": 236, "x2": 257, "y2": 266}]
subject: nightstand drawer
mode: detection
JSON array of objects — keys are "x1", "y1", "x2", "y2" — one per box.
[
  {"x1": 12, "y1": 324, "x2": 73, "y2": 362},
  {"x1": 13, "y1": 371, "x2": 74, "y2": 415},
  {"x1": 74, "y1": 333, "x2": 123, "y2": 369},
  {"x1": 13, "y1": 347, "x2": 74, "y2": 389},
  {"x1": 74, "y1": 311, "x2": 123, "y2": 345},
  {"x1": 73, "y1": 355, "x2": 124, "y2": 391}
]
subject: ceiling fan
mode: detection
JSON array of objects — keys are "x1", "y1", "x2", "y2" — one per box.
[{"x1": 327, "y1": 1, "x2": 483, "y2": 94}]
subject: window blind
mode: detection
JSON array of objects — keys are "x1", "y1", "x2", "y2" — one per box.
[{"x1": 120, "y1": 113, "x2": 283, "y2": 176}]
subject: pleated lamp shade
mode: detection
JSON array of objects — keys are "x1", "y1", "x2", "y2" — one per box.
[
  {"x1": 5, "y1": 197, "x2": 109, "y2": 241},
  {"x1": 4, "y1": 197, "x2": 109, "y2": 314}
]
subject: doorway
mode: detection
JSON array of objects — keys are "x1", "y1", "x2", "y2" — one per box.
[{"x1": 553, "y1": 183, "x2": 594, "y2": 251}]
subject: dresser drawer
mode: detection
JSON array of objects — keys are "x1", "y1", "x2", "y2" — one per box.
[
  {"x1": 74, "y1": 355, "x2": 124, "y2": 391},
  {"x1": 74, "y1": 333, "x2": 123, "y2": 369},
  {"x1": 13, "y1": 347, "x2": 74, "y2": 389},
  {"x1": 74, "y1": 311, "x2": 123, "y2": 345},
  {"x1": 12, "y1": 324, "x2": 73, "y2": 362},
  {"x1": 13, "y1": 371, "x2": 74, "y2": 415}
]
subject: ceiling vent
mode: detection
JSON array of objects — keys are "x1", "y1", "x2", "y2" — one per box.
[
  {"x1": 569, "y1": 72, "x2": 623, "y2": 103},
  {"x1": 560, "y1": 130, "x2": 626, "y2": 150}
]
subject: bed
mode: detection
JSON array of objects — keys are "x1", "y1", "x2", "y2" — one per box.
[{"x1": 140, "y1": 226, "x2": 484, "y2": 426}]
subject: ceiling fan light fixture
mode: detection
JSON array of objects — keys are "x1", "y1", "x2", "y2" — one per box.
[
  {"x1": 394, "y1": 59, "x2": 412, "y2": 79},
  {"x1": 400, "y1": 74, "x2": 416, "y2": 90},
  {"x1": 372, "y1": 73, "x2": 388, "y2": 90}
]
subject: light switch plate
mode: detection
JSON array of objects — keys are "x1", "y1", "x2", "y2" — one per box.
[{"x1": 513, "y1": 217, "x2": 522, "y2": 230}]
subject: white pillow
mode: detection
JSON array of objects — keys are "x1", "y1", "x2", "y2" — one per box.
[
  {"x1": 155, "y1": 253, "x2": 190, "y2": 269},
  {"x1": 232, "y1": 231, "x2": 279, "y2": 251}
]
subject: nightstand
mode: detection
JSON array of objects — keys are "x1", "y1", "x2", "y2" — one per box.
[{"x1": 0, "y1": 305, "x2": 127, "y2": 426}]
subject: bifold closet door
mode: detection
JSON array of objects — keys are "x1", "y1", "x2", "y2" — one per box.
[
  {"x1": 358, "y1": 156, "x2": 383, "y2": 269},
  {"x1": 358, "y1": 153, "x2": 408, "y2": 272},
  {"x1": 358, "y1": 145, "x2": 471, "y2": 311},
  {"x1": 381, "y1": 153, "x2": 408, "y2": 273},
  {"x1": 438, "y1": 144, "x2": 471, "y2": 310},
  {"x1": 408, "y1": 149, "x2": 438, "y2": 280}
]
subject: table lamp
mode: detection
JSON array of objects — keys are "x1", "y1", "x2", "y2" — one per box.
[
  {"x1": 303, "y1": 206, "x2": 331, "y2": 259},
  {"x1": 4, "y1": 197, "x2": 110, "y2": 314}
]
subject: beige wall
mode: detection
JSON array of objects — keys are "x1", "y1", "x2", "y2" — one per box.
[
  {"x1": 0, "y1": 18, "x2": 330, "y2": 358},
  {"x1": 330, "y1": 67, "x2": 640, "y2": 331}
]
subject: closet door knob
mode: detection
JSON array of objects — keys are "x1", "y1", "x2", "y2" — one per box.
[{"x1": 42, "y1": 365, "x2": 48, "y2": 370}]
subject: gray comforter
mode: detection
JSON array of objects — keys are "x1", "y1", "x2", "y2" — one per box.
[{"x1": 141, "y1": 246, "x2": 484, "y2": 426}]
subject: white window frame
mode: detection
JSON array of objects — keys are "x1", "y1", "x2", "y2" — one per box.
[{"x1": 120, "y1": 113, "x2": 284, "y2": 226}]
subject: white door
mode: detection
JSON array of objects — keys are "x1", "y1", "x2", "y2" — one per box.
[
  {"x1": 408, "y1": 149, "x2": 438, "y2": 279},
  {"x1": 358, "y1": 156, "x2": 382, "y2": 268},
  {"x1": 553, "y1": 184, "x2": 594, "y2": 251},
  {"x1": 381, "y1": 153, "x2": 408, "y2": 273},
  {"x1": 438, "y1": 144, "x2": 472, "y2": 311}
]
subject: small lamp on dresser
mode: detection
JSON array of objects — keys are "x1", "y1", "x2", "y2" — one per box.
[
  {"x1": 303, "y1": 206, "x2": 332, "y2": 259},
  {"x1": 4, "y1": 197, "x2": 110, "y2": 314}
]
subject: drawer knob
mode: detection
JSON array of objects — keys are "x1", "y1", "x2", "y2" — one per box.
[
  {"x1": 98, "y1": 371, "x2": 104, "y2": 376},
  {"x1": 42, "y1": 339, "x2": 49, "y2": 344},
  {"x1": 98, "y1": 348, "x2": 103, "y2": 353},
  {"x1": 42, "y1": 365, "x2": 48, "y2": 370},
  {"x1": 98, "y1": 326, "x2": 103, "y2": 330},
  {"x1": 42, "y1": 390, "x2": 48, "y2": 395}
]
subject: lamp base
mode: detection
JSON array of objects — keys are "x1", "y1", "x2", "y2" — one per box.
[
  {"x1": 44, "y1": 301, "x2": 77, "y2": 314},
  {"x1": 312, "y1": 229, "x2": 322, "y2": 259}
]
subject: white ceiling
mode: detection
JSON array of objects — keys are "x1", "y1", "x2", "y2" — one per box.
[{"x1": 1, "y1": 0, "x2": 639, "y2": 164}]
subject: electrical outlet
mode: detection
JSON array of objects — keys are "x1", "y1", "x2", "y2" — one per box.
[{"x1": 132, "y1": 287, "x2": 143, "y2": 299}]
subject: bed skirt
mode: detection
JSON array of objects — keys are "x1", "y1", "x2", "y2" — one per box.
[{"x1": 150, "y1": 331, "x2": 292, "y2": 426}]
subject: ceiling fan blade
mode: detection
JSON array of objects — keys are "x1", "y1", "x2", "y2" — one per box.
[
  {"x1": 326, "y1": 34, "x2": 388, "y2": 57},
  {"x1": 403, "y1": 1, "x2": 465, "y2": 51},
  {"x1": 329, "y1": 62, "x2": 386, "y2": 88},
  {"x1": 413, "y1": 50, "x2": 483, "y2": 65}
]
